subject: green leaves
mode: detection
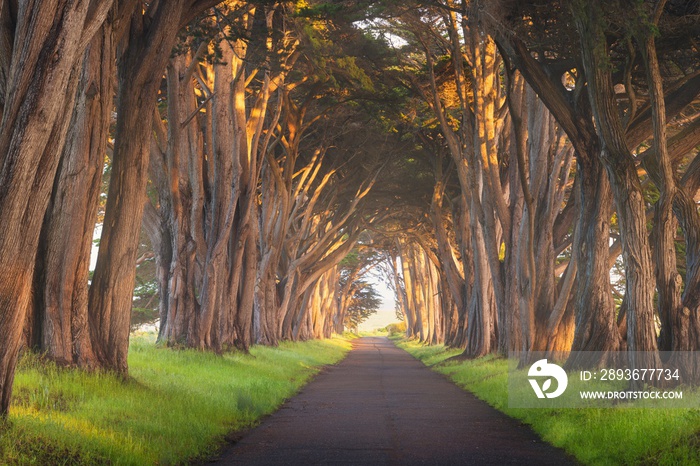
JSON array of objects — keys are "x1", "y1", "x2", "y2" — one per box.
[{"x1": 295, "y1": 2, "x2": 344, "y2": 19}]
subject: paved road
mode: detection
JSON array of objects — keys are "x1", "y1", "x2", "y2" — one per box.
[{"x1": 212, "y1": 337, "x2": 576, "y2": 465}]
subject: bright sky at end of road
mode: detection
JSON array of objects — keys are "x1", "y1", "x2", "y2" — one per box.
[{"x1": 358, "y1": 278, "x2": 399, "y2": 332}]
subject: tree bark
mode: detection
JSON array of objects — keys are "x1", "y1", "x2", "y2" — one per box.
[
  {"x1": 429, "y1": 175, "x2": 466, "y2": 337},
  {"x1": 152, "y1": 53, "x2": 202, "y2": 347},
  {"x1": 465, "y1": 196, "x2": 498, "y2": 357},
  {"x1": 573, "y1": 1, "x2": 659, "y2": 367},
  {"x1": 636, "y1": 3, "x2": 700, "y2": 355},
  {"x1": 30, "y1": 19, "x2": 115, "y2": 367},
  {"x1": 567, "y1": 150, "x2": 624, "y2": 368},
  {"x1": 89, "y1": 0, "x2": 199, "y2": 375},
  {"x1": 494, "y1": 23, "x2": 623, "y2": 367},
  {"x1": 0, "y1": 0, "x2": 112, "y2": 416}
]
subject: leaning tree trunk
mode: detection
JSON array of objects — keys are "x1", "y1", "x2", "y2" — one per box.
[
  {"x1": 470, "y1": 33, "x2": 507, "y2": 347},
  {"x1": 493, "y1": 24, "x2": 623, "y2": 367},
  {"x1": 0, "y1": 0, "x2": 112, "y2": 416},
  {"x1": 429, "y1": 173, "x2": 467, "y2": 343},
  {"x1": 636, "y1": 11, "x2": 682, "y2": 354},
  {"x1": 30, "y1": 21, "x2": 115, "y2": 367},
  {"x1": 574, "y1": 2, "x2": 659, "y2": 369}
]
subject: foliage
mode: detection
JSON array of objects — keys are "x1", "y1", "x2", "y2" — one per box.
[
  {"x1": 397, "y1": 339, "x2": 700, "y2": 466},
  {"x1": 343, "y1": 279, "x2": 382, "y2": 330},
  {"x1": 175, "y1": 2, "x2": 268, "y2": 65},
  {"x1": 338, "y1": 247, "x2": 385, "y2": 331},
  {"x1": 131, "y1": 233, "x2": 159, "y2": 332},
  {"x1": 2, "y1": 334, "x2": 352, "y2": 465},
  {"x1": 385, "y1": 321, "x2": 407, "y2": 336}
]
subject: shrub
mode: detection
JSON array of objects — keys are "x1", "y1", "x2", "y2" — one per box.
[{"x1": 385, "y1": 321, "x2": 407, "y2": 336}]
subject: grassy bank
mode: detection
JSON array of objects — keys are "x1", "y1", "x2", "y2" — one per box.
[
  {"x1": 395, "y1": 339, "x2": 700, "y2": 466},
  {"x1": 1, "y1": 334, "x2": 352, "y2": 465}
]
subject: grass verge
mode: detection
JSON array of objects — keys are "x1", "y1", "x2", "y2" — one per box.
[
  {"x1": 1, "y1": 333, "x2": 352, "y2": 465},
  {"x1": 395, "y1": 338, "x2": 700, "y2": 466}
]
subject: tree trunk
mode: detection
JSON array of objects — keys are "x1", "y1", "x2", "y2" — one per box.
[
  {"x1": 503, "y1": 74, "x2": 525, "y2": 354},
  {"x1": 471, "y1": 33, "x2": 507, "y2": 324},
  {"x1": 574, "y1": 2, "x2": 659, "y2": 367},
  {"x1": 0, "y1": 0, "x2": 111, "y2": 416},
  {"x1": 89, "y1": 1, "x2": 190, "y2": 375},
  {"x1": 31, "y1": 20, "x2": 114, "y2": 367},
  {"x1": 153, "y1": 53, "x2": 201, "y2": 347},
  {"x1": 429, "y1": 171, "x2": 467, "y2": 344},
  {"x1": 465, "y1": 196, "x2": 498, "y2": 357},
  {"x1": 398, "y1": 241, "x2": 418, "y2": 339},
  {"x1": 566, "y1": 153, "x2": 623, "y2": 368}
]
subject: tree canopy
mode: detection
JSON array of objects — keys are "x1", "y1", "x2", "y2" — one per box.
[{"x1": 0, "y1": 0, "x2": 699, "y2": 416}]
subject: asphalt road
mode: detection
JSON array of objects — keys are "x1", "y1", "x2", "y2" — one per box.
[{"x1": 211, "y1": 337, "x2": 576, "y2": 465}]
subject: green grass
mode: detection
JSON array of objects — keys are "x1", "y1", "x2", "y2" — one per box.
[
  {"x1": 358, "y1": 328, "x2": 389, "y2": 337},
  {"x1": 1, "y1": 333, "x2": 352, "y2": 465},
  {"x1": 395, "y1": 339, "x2": 700, "y2": 466}
]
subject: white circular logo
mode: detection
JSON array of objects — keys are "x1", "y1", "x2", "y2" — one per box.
[{"x1": 528, "y1": 359, "x2": 568, "y2": 399}]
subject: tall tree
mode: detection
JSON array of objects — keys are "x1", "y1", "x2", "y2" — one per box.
[
  {"x1": 479, "y1": 0, "x2": 699, "y2": 366},
  {"x1": 0, "y1": 0, "x2": 114, "y2": 416},
  {"x1": 28, "y1": 2, "x2": 139, "y2": 368},
  {"x1": 490, "y1": 1, "x2": 628, "y2": 366},
  {"x1": 151, "y1": 3, "x2": 289, "y2": 351},
  {"x1": 572, "y1": 0, "x2": 660, "y2": 369},
  {"x1": 88, "y1": 0, "x2": 222, "y2": 375}
]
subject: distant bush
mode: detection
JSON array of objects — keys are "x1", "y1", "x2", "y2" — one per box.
[{"x1": 385, "y1": 322, "x2": 407, "y2": 336}]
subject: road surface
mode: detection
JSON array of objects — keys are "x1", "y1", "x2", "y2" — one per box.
[{"x1": 211, "y1": 337, "x2": 576, "y2": 465}]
